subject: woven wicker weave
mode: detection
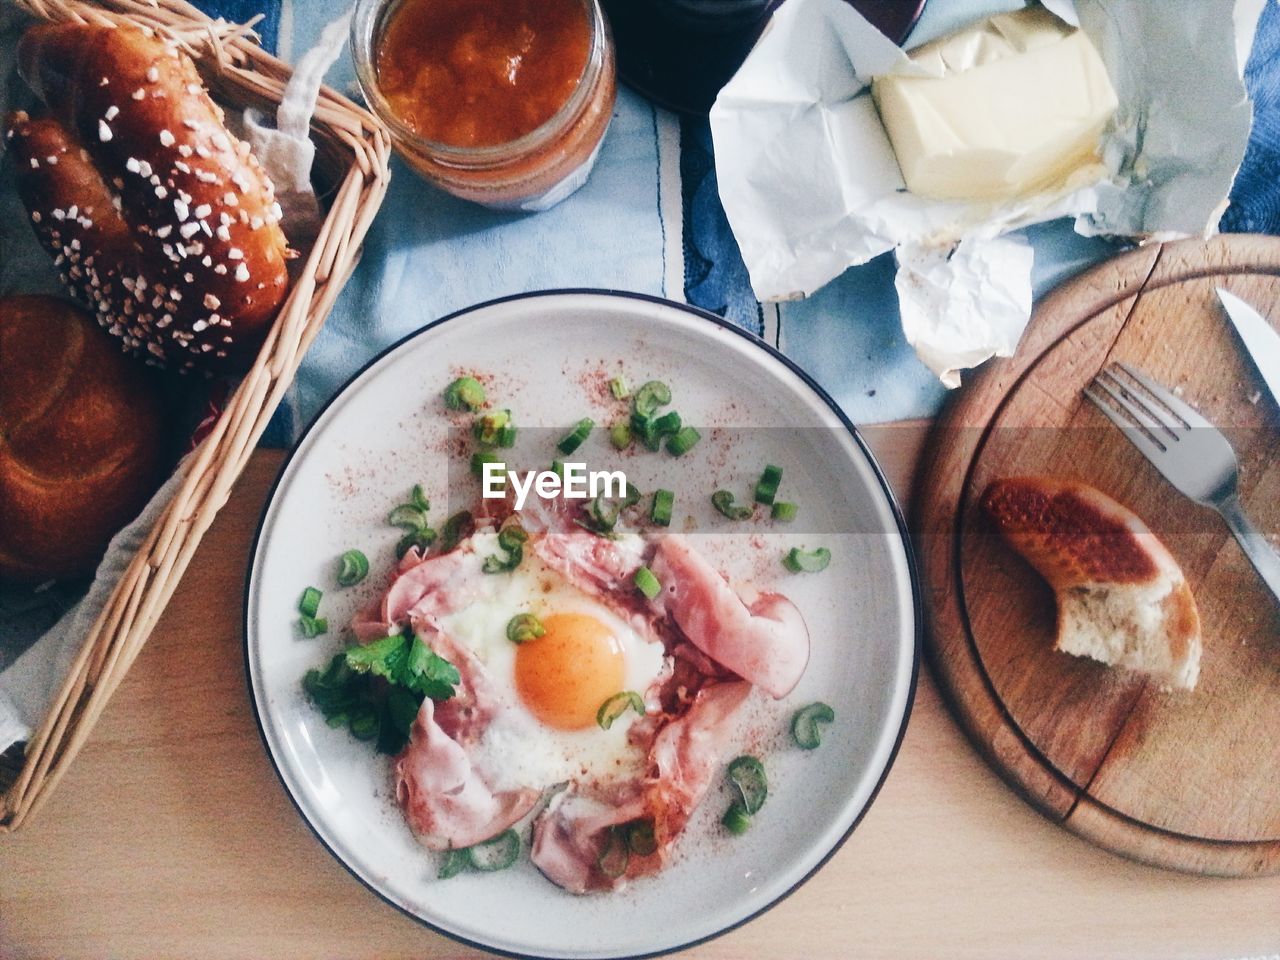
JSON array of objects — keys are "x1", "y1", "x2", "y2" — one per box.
[{"x1": 1, "y1": 0, "x2": 390, "y2": 830}]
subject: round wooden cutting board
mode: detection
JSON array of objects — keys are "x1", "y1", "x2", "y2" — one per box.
[{"x1": 914, "y1": 235, "x2": 1280, "y2": 877}]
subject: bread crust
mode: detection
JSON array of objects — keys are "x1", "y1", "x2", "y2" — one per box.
[
  {"x1": 0, "y1": 295, "x2": 166, "y2": 581},
  {"x1": 981, "y1": 476, "x2": 1171, "y2": 588},
  {"x1": 982, "y1": 476, "x2": 1202, "y2": 689},
  {"x1": 7, "y1": 23, "x2": 290, "y2": 371}
]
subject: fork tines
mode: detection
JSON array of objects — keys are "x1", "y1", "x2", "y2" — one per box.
[{"x1": 1084, "y1": 362, "x2": 1204, "y2": 455}]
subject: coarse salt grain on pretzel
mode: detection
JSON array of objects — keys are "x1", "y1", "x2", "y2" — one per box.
[{"x1": 6, "y1": 22, "x2": 291, "y2": 371}]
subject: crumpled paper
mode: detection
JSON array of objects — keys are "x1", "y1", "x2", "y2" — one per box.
[
  {"x1": 0, "y1": 12, "x2": 343, "y2": 755},
  {"x1": 710, "y1": 0, "x2": 1265, "y2": 386}
]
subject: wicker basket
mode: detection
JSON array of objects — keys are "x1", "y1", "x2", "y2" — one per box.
[{"x1": 0, "y1": 0, "x2": 391, "y2": 830}]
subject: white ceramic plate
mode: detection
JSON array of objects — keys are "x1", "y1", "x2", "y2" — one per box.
[{"x1": 245, "y1": 291, "x2": 918, "y2": 959}]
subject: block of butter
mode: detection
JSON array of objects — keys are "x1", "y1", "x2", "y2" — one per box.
[{"x1": 871, "y1": 6, "x2": 1119, "y2": 202}]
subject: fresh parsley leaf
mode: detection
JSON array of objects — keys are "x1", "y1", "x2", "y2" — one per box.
[
  {"x1": 402, "y1": 637, "x2": 461, "y2": 700},
  {"x1": 304, "y1": 633, "x2": 459, "y2": 755}
]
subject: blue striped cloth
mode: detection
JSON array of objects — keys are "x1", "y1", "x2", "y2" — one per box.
[{"x1": 187, "y1": 0, "x2": 1280, "y2": 441}]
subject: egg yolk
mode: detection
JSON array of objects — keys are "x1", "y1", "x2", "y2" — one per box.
[{"x1": 515, "y1": 612, "x2": 626, "y2": 730}]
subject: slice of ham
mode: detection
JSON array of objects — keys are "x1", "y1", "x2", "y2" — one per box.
[
  {"x1": 351, "y1": 544, "x2": 486, "y2": 642},
  {"x1": 647, "y1": 680, "x2": 753, "y2": 844},
  {"x1": 530, "y1": 790, "x2": 650, "y2": 894},
  {"x1": 530, "y1": 681, "x2": 752, "y2": 893},
  {"x1": 396, "y1": 697, "x2": 538, "y2": 851},
  {"x1": 650, "y1": 536, "x2": 809, "y2": 699}
]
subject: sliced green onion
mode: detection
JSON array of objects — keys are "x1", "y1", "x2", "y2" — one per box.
[
  {"x1": 389, "y1": 487, "x2": 435, "y2": 557},
  {"x1": 472, "y1": 409, "x2": 511, "y2": 447},
  {"x1": 444, "y1": 376, "x2": 485, "y2": 411},
  {"x1": 483, "y1": 523, "x2": 527, "y2": 573},
  {"x1": 783, "y1": 546, "x2": 831, "y2": 573},
  {"x1": 497, "y1": 422, "x2": 518, "y2": 448},
  {"x1": 597, "y1": 826, "x2": 630, "y2": 879},
  {"x1": 771, "y1": 501, "x2": 799, "y2": 522},
  {"x1": 596, "y1": 690, "x2": 645, "y2": 730},
  {"x1": 634, "y1": 565, "x2": 661, "y2": 600},
  {"x1": 298, "y1": 586, "x2": 323, "y2": 619},
  {"x1": 550, "y1": 459, "x2": 566, "y2": 478},
  {"x1": 633, "y1": 380, "x2": 671, "y2": 418},
  {"x1": 388, "y1": 503, "x2": 429, "y2": 531},
  {"x1": 348, "y1": 706, "x2": 379, "y2": 741},
  {"x1": 557, "y1": 417, "x2": 594, "y2": 455},
  {"x1": 626, "y1": 820, "x2": 658, "y2": 857},
  {"x1": 666, "y1": 426, "x2": 701, "y2": 456},
  {"x1": 439, "y1": 511, "x2": 473, "y2": 552},
  {"x1": 711, "y1": 490, "x2": 752, "y2": 521},
  {"x1": 754, "y1": 464, "x2": 783, "y2": 505},
  {"x1": 336, "y1": 549, "x2": 370, "y2": 587},
  {"x1": 396, "y1": 530, "x2": 436, "y2": 559},
  {"x1": 410, "y1": 484, "x2": 430, "y2": 512},
  {"x1": 609, "y1": 420, "x2": 632, "y2": 450},
  {"x1": 722, "y1": 803, "x2": 752, "y2": 835},
  {"x1": 467, "y1": 829, "x2": 520, "y2": 872},
  {"x1": 498, "y1": 524, "x2": 528, "y2": 551},
  {"x1": 609, "y1": 374, "x2": 630, "y2": 400},
  {"x1": 299, "y1": 614, "x2": 328, "y2": 638},
  {"x1": 791, "y1": 701, "x2": 836, "y2": 750},
  {"x1": 650, "y1": 489, "x2": 674, "y2": 527},
  {"x1": 470, "y1": 451, "x2": 505, "y2": 480},
  {"x1": 622, "y1": 482, "x2": 642, "y2": 508},
  {"x1": 726, "y1": 755, "x2": 767, "y2": 814},
  {"x1": 585, "y1": 494, "x2": 623, "y2": 534},
  {"x1": 631, "y1": 411, "x2": 660, "y2": 451},
  {"x1": 506, "y1": 612, "x2": 545, "y2": 644},
  {"x1": 652, "y1": 410, "x2": 682, "y2": 438},
  {"x1": 438, "y1": 848, "x2": 470, "y2": 880}
]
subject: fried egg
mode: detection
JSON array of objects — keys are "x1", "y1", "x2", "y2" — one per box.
[{"x1": 439, "y1": 531, "x2": 667, "y2": 793}]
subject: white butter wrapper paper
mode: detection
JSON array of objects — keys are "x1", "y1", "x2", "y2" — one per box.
[{"x1": 710, "y1": 0, "x2": 1263, "y2": 385}]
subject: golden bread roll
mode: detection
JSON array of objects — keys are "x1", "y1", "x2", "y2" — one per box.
[
  {"x1": 5, "y1": 22, "x2": 291, "y2": 372},
  {"x1": 982, "y1": 476, "x2": 1201, "y2": 690},
  {"x1": 0, "y1": 295, "x2": 167, "y2": 581}
]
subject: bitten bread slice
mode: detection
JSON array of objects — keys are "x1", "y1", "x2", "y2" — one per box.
[{"x1": 981, "y1": 476, "x2": 1201, "y2": 690}]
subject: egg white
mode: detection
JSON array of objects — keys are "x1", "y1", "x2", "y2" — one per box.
[{"x1": 438, "y1": 531, "x2": 667, "y2": 794}]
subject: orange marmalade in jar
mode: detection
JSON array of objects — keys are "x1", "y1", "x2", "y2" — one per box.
[{"x1": 352, "y1": 0, "x2": 617, "y2": 210}]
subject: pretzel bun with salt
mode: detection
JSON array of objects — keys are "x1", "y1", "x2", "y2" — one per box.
[{"x1": 6, "y1": 22, "x2": 290, "y2": 371}]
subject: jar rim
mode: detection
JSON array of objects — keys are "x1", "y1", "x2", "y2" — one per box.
[{"x1": 351, "y1": 0, "x2": 607, "y2": 164}]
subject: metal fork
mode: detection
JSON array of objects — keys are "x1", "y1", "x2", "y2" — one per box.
[{"x1": 1084, "y1": 362, "x2": 1280, "y2": 603}]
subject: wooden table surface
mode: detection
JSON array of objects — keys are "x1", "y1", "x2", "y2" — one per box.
[{"x1": 3, "y1": 425, "x2": 1279, "y2": 960}]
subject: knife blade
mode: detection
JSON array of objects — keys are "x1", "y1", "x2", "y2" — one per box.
[{"x1": 1216, "y1": 287, "x2": 1280, "y2": 406}]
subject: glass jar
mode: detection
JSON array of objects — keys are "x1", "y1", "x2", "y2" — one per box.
[{"x1": 352, "y1": 0, "x2": 617, "y2": 212}]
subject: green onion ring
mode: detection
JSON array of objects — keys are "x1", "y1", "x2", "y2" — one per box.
[
  {"x1": 336, "y1": 549, "x2": 369, "y2": 587},
  {"x1": 444, "y1": 376, "x2": 485, "y2": 412},
  {"x1": 711, "y1": 490, "x2": 752, "y2": 521},
  {"x1": 782, "y1": 546, "x2": 831, "y2": 573},
  {"x1": 721, "y1": 803, "x2": 752, "y2": 835},
  {"x1": 556, "y1": 418, "x2": 594, "y2": 455},
  {"x1": 467, "y1": 829, "x2": 521, "y2": 872},
  {"x1": 596, "y1": 691, "x2": 645, "y2": 730},
  {"x1": 597, "y1": 826, "x2": 630, "y2": 879},
  {"x1": 438, "y1": 848, "x2": 470, "y2": 879},
  {"x1": 791, "y1": 701, "x2": 836, "y2": 750},
  {"x1": 633, "y1": 566, "x2": 661, "y2": 600},
  {"x1": 632, "y1": 380, "x2": 671, "y2": 418},
  {"x1": 726, "y1": 755, "x2": 768, "y2": 814},
  {"x1": 298, "y1": 586, "x2": 322, "y2": 618},
  {"x1": 626, "y1": 820, "x2": 658, "y2": 857},
  {"x1": 506, "y1": 613, "x2": 546, "y2": 644}
]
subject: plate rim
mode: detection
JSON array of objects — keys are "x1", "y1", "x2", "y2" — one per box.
[{"x1": 241, "y1": 287, "x2": 923, "y2": 958}]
